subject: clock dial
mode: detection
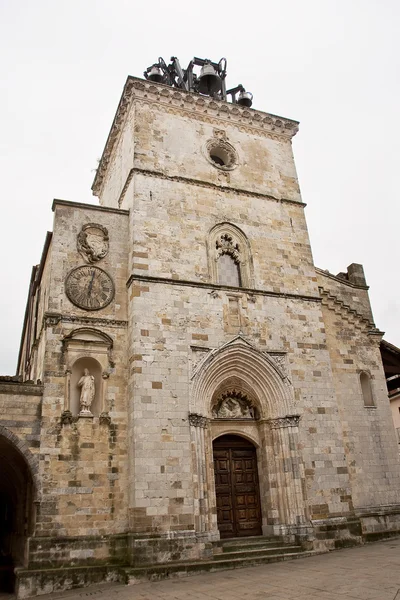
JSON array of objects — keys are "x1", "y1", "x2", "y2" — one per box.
[{"x1": 65, "y1": 266, "x2": 114, "y2": 311}]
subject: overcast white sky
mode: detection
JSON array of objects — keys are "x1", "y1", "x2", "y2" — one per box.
[{"x1": 0, "y1": 0, "x2": 399, "y2": 375}]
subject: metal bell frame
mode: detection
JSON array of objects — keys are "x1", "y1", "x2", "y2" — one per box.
[{"x1": 143, "y1": 56, "x2": 253, "y2": 107}]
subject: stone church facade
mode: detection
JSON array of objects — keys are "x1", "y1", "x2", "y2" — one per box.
[{"x1": 1, "y1": 75, "x2": 400, "y2": 598}]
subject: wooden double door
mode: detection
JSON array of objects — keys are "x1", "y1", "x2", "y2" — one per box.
[{"x1": 213, "y1": 435, "x2": 262, "y2": 538}]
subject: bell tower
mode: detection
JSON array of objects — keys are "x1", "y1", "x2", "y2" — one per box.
[
  {"x1": 92, "y1": 56, "x2": 318, "y2": 555},
  {"x1": 90, "y1": 55, "x2": 400, "y2": 564},
  {"x1": 7, "y1": 54, "x2": 400, "y2": 596}
]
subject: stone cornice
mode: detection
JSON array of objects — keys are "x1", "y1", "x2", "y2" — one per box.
[
  {"x1": 128, "y1": 274, "x2": 321, "y2": 304},
  {"x1": 117, "y1": 167, "x2": 306, "y2": 209},
  {"x1": 43, "y1": 312, "x2": 128, "y2": 328},
  {"x1": 0, "y1": 382, "x2": 43, "y2": 396},
  {"x1": 92, "y1": 77, "x2": 300, "y2": 197},
  {"x1": 52, "y1": 199, "x2": 129, "y2": 216},
  {"x1": 354, "y1": 504, "x2": 400, "y2": 517}
]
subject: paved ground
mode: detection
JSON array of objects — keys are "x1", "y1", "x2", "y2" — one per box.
[{"x1": 4, "y1": 538, "x2": 400, "y2": 600}]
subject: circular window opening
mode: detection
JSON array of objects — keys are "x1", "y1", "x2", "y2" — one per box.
[
  {"x1": 204, "y1": 139, "x2": 238, "y2": 171},
  {"x1": 210, "y1": 154, "x2": 225, "y2": 166},
  {"x1": 210, "y1": 147, "x2": 230, "y2": 167}
]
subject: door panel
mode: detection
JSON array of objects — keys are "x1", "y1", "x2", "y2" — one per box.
[{"x1": 213, "y1": 436, "x2": 262, "y2": 538}]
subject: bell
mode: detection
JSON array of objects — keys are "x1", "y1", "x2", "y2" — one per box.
[
  {"x1": 237, "y1": 90, "x2": 253, "y2": 108},
  {"x1": 148, "y1": 65, "x2": 164, "y2": 83},
  {"x1": 198, "y1": 62, "x2": 222, "y2": 95}
]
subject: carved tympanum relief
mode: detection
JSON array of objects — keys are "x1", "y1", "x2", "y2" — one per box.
[
  {"x1": 212, "y1": 390, "x2": 258, "y2": 420},
  {"x1": 77, "y1": 223, "x2": 109, "y2": 263}
]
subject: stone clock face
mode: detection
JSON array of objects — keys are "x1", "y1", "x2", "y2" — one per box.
[{"x1": 65, "y1": 266, "x2": 114, "y2": 311}]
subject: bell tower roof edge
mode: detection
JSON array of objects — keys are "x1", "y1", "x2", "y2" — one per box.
[{"x1": 91, "y1": 76, "x2": 299, "y2": 198}]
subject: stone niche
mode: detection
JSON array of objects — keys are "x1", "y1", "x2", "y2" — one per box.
[
  {"x1": 62, "y1": 328, "x2": 114, "y2": 417},
  {"x1": 70, "y1": 356, "x2": 102, "y2": 416}
]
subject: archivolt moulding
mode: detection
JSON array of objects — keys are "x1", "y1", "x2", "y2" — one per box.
[
  {"x1": 190, "y1": 335, "x2": 295, "y2": 419},
  {"x1": 212, "y1": 429, "x2": 260, "y2": 448}
]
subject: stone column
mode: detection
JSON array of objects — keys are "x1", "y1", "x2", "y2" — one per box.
[
  {"x1": 264, "y1": 415, "x2": 307, "y2": 537},
  {"x1": 188, "y1": 413, "x2": 209, "y2": 533},
  {"x1": 64, "y1": 369, "x2": 71, "y2": 412},
  {"x1": 101, "y1": 371, "x2": 109, "y2": 414}
]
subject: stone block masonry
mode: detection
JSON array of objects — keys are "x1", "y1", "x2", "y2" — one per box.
[{"x1": 1, "y1": 76, "x2": 399, "y2": 599}]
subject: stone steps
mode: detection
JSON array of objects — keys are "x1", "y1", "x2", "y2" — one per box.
[
  {"x1": 123, "y1": 536, "x2": 317, "y2": 585},
  {"x1": 213, "y1": 545, "x2": 302, "y2": 560},
  {"x1": 215, "y1": 535, "x2": 290, "y2": 552}
]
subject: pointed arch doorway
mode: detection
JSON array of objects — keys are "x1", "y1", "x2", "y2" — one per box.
[{"x1": 213, "y1": 435, "x2": 262, "y2": 539}]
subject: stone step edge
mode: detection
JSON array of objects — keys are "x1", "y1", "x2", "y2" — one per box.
[
  {"x1": 218, "y1": 542, "x2": 298, "y2": 553},
  {"x1": 213, "y1": 545, "x2": 302, "y2": 559},
  {"x1": 215, "y1": 535, "x2": 287, "y2": 545},
  {"x1": 124, "y1": 550, "x2": 320, "y2": 581}
]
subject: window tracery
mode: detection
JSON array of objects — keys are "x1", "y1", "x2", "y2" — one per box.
[{"x1": 208, "y1": 223, "x2": 253, "y2": 288}]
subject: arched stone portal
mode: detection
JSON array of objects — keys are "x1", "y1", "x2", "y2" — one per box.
[
  {"x1": 213, "y1": 434, "x2": 262, "y2": 538},
  {"x1": 190, "y1": 338, "x2": 308, "y2": 541},
  {"x1": 0, "y1": 434, "x2": 35, "y2": 593}
]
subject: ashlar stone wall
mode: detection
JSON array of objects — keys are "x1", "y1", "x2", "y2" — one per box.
[
  {"x1": 317, "y1": 270, "x2": 400, "y2": 512},
  {"x1": 5, "y1": 75, "x2": 400, "y2": 598},
  {"x1": 15, "y1": 201, "x2": 131, "y2": 574}
]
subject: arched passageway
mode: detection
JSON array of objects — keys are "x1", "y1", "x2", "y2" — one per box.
[
  {"x1": 213, "y1": 434, "x2": 262, "y2": 539},
  {"x1": 0, "y1": 435, "x2": 34, "y2": 593}
]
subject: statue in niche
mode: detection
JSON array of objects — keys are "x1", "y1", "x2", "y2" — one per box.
[
  {"x1": 78, "y1": 368, "x2": 95, "y2": 415},
  {"x1": 212, "y1": 394, "x2": 255, "y2": 419}
]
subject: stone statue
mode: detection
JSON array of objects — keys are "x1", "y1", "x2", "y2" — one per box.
[{"x1": 78, "y1": 368, "x2": 95, "y2": 415}]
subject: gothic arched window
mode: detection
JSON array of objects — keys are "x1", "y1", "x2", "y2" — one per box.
[
  {"x1": 217, "y1": 235, "x2": 242, "y2": 287},
  {"x1": 208, "y1": 223, "x2": 253, "y2": 288}
]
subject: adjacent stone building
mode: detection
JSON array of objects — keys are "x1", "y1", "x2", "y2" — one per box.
[{"x1": 1, "y1": 70, "x2": 400, "y2": 598}]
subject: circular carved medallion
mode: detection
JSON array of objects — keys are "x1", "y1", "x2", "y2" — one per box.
[
  {"x1": 77, "y1": 223, "x2": 109, "y2": 263},
  {"x1": 65, "y1": 266, "x2": 114, "y2": 311}
]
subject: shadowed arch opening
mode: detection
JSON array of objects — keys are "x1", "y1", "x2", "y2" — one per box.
[
  {"x1": 0, "y1": 432, "x2": 36, "y2": 592},
  {"x1": 213, "y1": 429, "x2": 260, "y2": 447}
]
